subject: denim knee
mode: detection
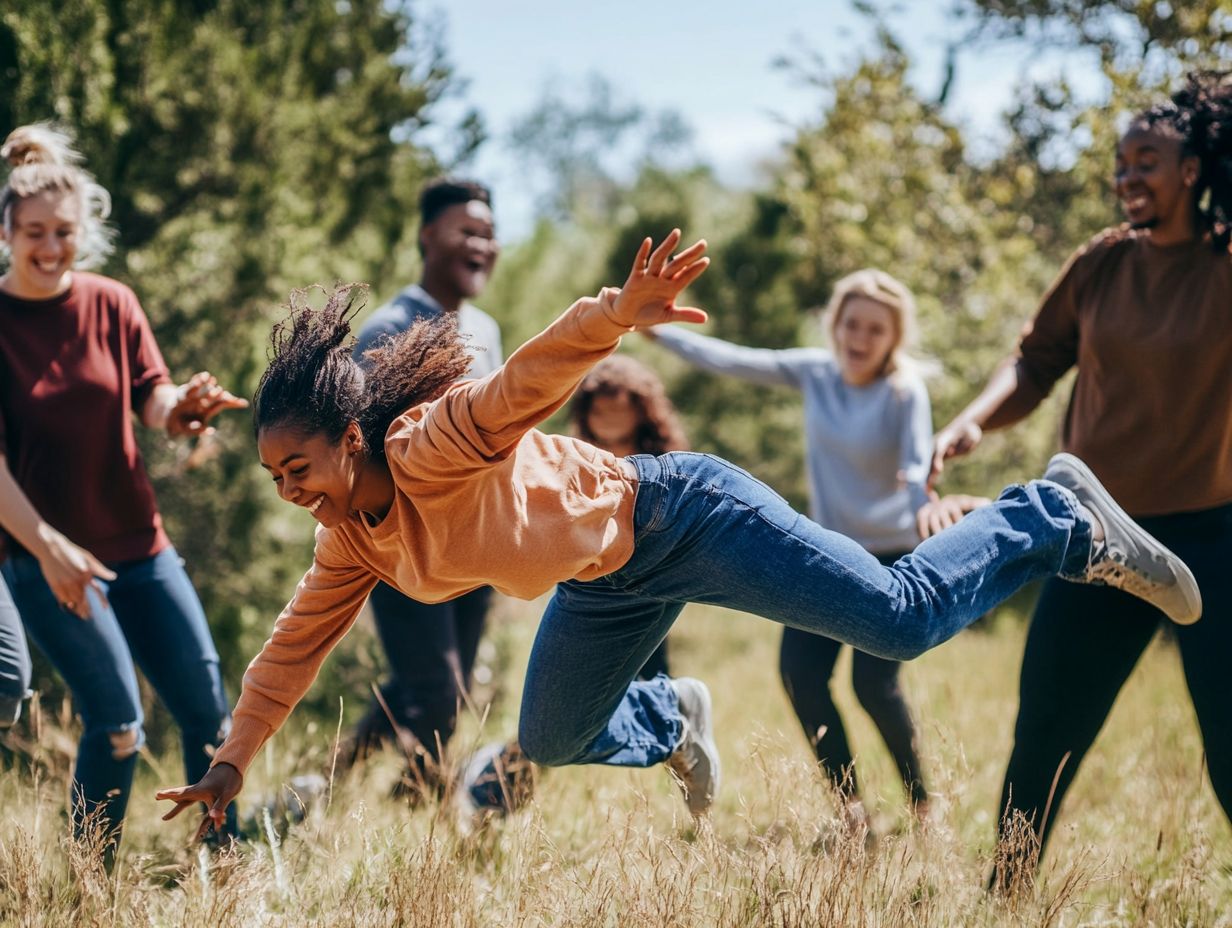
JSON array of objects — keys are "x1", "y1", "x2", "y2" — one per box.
[
  {"x1": 517, "y1": 719, "x2": 585, "y2": 768},
  {"x1": 83, "y1": 721, "x2": 146, "y2": 761}
]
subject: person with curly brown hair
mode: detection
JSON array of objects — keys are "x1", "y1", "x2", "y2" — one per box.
[{"x1": 571, "y1": 354, "x2": 689, "y2": 678}]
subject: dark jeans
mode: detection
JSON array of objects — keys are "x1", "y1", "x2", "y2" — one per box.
[
  {"x1": 519, "y1": 453, "x2": 1092, "y2": 770},
  {"x1": 2, "y1": 547, "x2": 232, "y2": 841},
  {"x1": 345, "y1": 582, "x2": 490, "y2": 791},
  {"x1": 779, "y1": 551, "x2": 927, "y2": 806},
  {"x1": 0, "y1": 573, "x2": 30, "y2": 728},
  {"x1": 995, "y1": 501, "x2": 1232, "y2": 883}
]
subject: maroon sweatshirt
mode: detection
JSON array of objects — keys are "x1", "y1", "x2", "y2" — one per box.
[{"x1": 0, "y1": 272, "x2": 172, "y2": 562}]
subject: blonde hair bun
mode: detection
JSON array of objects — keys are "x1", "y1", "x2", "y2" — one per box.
[
  {"x1": 0, "y1": 123, "x2": 113, "y2": 268},
  {"x1": 1, "y1": 123, "x2": 81, "y2": 169}
]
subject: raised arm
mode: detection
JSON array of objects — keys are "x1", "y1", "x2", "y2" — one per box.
[
  {"x1": 156, "y1": 533, "x2": 377, "y2": 838},
  {"x1": 397, "y1": 232, "x2": 708, "y2": 475},
  {"x1": 930, "y1": 241, "x2": 1090, "y2": 487},
  {"x1": 647, "y1": 325, "x2": 807, "y2": 388}
]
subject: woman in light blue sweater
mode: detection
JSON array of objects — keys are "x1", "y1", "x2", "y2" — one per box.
[{"x1": 648, "y1": 269, "x2": 981, "y2": 834}]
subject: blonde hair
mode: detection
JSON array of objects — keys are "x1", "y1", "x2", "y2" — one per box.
[
  {"x1": 1, "y1": 123, "x2": 114, "y2": 269},
  {"x1": 822, "y1": 268, "x2": 934, "y2": 381}
]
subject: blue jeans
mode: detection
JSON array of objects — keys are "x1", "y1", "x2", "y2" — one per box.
[
  {"x1": 2, "y1": 547, "x2": 232, "y2": 838},
  {"x1": 519, "y1": 452, "x2": 1091, "y2": 768},
  {"x1": 0, "y1": 573, "x2": 30, "y2": 728}
]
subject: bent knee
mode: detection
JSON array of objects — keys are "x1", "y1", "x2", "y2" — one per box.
[
  {"x1": 108, "y1": 727, "x2": 143, "y2": 760},
  {"x1": 518, "y1": 724, "x2": 580, "y2": 768}
]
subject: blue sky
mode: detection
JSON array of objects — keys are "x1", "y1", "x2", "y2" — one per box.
[{"x1": 421, "y1": 0, "x2": 1106, "y2": 240}]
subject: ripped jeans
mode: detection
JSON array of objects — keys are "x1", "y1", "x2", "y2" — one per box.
[
  {"x1": 2, "y1": 547, "x2": 232, "y2": 840},
  {"x1": 0, "y1": 573, "x2": 30, "y2": 728}
]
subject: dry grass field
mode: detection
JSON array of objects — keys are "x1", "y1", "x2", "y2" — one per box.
[{"x1": 1, "y1": 595, "x2": 1229, "y2": 927}]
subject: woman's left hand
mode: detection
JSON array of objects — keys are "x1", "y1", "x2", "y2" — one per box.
[
  {"x1": 165, "y1": 372, "x2": 248, "y2": 438},
  {"x1": 916, "y1": 493, "x2": 992, "y2": 540},
  {"x1": 610, "y1": 230, "x2": 710, "y2": 331}
]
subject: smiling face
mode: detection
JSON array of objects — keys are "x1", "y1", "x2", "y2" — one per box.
[
  {"x1": 420, "y1": 199, "x2": 499, "y2": 306},
  {"x1": 257, "y1": 423, "x2": 368, "y2": 529},
  {"x1": 1115, "y1": 126, "x2": 1198, "y2": 240},
  {"x1": 586, "y1": 390, "x2": 642, "y2": 455},
  {"x1": 1, "y1": 189, "x2": 81, "y2": 299},
  {"x1": 831, "y1": 295, "x2": 898, "y2": 386}
]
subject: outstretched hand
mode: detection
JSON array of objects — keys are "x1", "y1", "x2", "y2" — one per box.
[
  {"x1": 916, "y1": 493, "x2": 992, "y2": 540},
  {"x1": 166, "y1": 372, "x2": 249, "y2": 438},
  {"x1": 156, "y1": 762, "x2": 243, "y2": 841},
  {"x1": 928, "y1": 419, "x2": 983, "y2": 490},
  {"x1": 610, "y1": 230, "x2": 709, "y2": 331}
]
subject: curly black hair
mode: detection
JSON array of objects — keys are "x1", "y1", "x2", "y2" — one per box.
[
  {"x1": 1130, "y1": 70, "x2": 1232, "y2": 251},
  {"x1": 253, "y1": 284, "x2": 470, "y2": 456}
]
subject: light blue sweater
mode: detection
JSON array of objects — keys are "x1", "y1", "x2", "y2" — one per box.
[{"x1": 654, "y1": 326, "x2": 932, "y2": 554}]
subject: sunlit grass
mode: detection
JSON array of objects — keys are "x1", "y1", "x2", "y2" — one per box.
[{"x1": 2, "y1": 596, "x2": 1229, "y2": 926}]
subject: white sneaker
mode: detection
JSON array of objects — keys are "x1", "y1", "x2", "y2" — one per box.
[
  {"x1": 455, "y1": 741, "x2": 536, "y2": 820},
  {"x1": 1043, "y1": 453, "x2": 1202, "y2": 625},
  {"x1": 665, "y1": 677, "x2": 720, "y2": 817}
]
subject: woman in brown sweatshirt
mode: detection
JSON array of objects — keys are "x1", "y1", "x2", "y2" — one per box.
[
  {"x1": 929, "y1": 71, "x2": 1232, "y2": 887},
  {"x1": 158, "y1": 231, "x2": 1199, "y2": 836}
]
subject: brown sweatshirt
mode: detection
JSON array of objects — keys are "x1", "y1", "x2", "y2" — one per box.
[
  {"x1": 213, "y1": 290, "x2": 640, "y2": 775},
  {"x1": 987, "y1": 227, "x2": 1232, "y2": 516}
]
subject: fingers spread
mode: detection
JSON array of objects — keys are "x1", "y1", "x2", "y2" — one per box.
[
  {"x1": 664, "y1": 240, "x2": 707, "y2": 278},
  {"x1": 161, "y1": 799, "x2": 196, "y2": 821},
  {"x1": 647, "y1": 229, "x2": 681, "y2": 275},
  {"x1": 631, "y1": 238, "x2": 652, "y2": 276},
  {"x1": 671, "y1": 257, "x2": 709, "y2": 290}
]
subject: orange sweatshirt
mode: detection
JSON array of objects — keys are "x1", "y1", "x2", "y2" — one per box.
[{"x1": 213, "y1": 290, "x2": 640, "y2": 776}]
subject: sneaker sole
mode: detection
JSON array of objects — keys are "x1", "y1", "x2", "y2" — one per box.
[
  {"x1": 677, "y1": 678, "x2": 721, "y2": 815},
  {"x1": 1048, "y1": 453, "x2": 1202, "y2": 625}
]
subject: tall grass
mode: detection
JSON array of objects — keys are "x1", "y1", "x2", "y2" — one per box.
[{"x1": 1, "y1": 599, "x2": 1229, "y2": 927}]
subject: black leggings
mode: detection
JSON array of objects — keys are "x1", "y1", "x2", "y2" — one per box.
[
  {"x1": 778, "y1": 551, "x2": 927, "y2": 806},
  {"x1": 996, "y1": 502, "x2": 1232, "y2": 879}
]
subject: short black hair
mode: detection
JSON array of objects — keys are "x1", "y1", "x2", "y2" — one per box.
[{"x1": 419, "y1": 177, "x2": 492, "y2": 226}]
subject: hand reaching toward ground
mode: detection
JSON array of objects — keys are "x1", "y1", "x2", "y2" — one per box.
[
  {"x1": 156, "y1": 762, "x2": 244, "y2": 841},
  {"x1": 609, "y1": 230, "x2": 709, "y2": 331}
]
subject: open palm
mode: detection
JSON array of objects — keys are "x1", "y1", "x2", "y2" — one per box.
[{"x1": 611, "y1": 229, "x2": 710, "y2": 330}]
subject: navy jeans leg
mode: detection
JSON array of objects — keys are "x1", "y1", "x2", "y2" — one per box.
[
  {"x1": 519, "y1": 452, "x2": 1091, "y2": 772},
  {"x1": 109, "y1": 548, "x2": 235, "y2": 834},
  {"x1": 3, "y1": 556, "x2": 143, "y2": 839},
  {"x1": 347, "y1": 583, "x2": 490, "y2": 789},
  {"x1": 0, "y1": 573, "x2": 30, "y2": 728},
  {"x1": 519, "y1": 580, "x2": 684, "y2": 767}
]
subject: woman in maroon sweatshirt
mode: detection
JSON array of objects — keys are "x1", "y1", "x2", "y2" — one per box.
[{"x1": 0, "y1": 124, "x2": 245, "y2": 851}]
